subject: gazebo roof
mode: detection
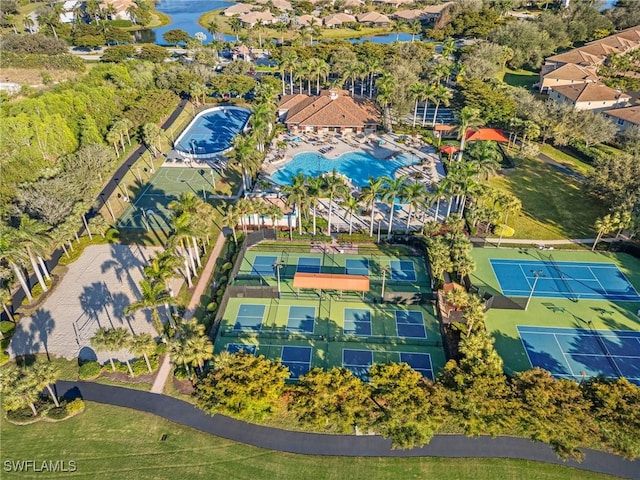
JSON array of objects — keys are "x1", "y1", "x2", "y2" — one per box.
[
  {"x1": 440, "y1": 145, "x2": 460, "y2": 155},
  {"x1": 465, "y1": 128, "x2": 509, "y2": 143}
]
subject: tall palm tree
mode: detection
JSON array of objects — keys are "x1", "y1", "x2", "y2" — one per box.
[
  {"x1": 109, "y1": 327, "x2": 135, "y2": 376},
  {"x1": 169, "y1": 192, "x2": 205, "y2": 268},
  {"x1": 376, "y1": 74, "x2": 396, "y2": 132},
  {"x1": 420, "y1": 84, "x2": 436, "y2": 127},
  {"x1": 229, "y1": 16, "x2": 242, "y2": 41},
  {"x1": 17, "y1": 215, "x2": 52, "y2": 294},
  {"x1": 29, "y1": 361, "x2": 61, "y2": 408},
  {"x1": 342, "y1": 196, "x2": 360, "y2": 236},
  {"x1": 141, "y1": 123, "x2": 163, "y2": 156},
  {"x1": 466, "y1": 141, "x2": 501, "y2": 180},
  {"x1": 91, "y1": 326, "x2": 117, "y2": 372},
  {"x1": 431, "y1": 85, "x2": 452, "y2": 127},
  {"x1": 129, "y1": 333, "x2": 157, "y2": 373},
  {"x1": 170, "y1": 319, "x2": 212, "y2": 376},
  {"x1": 223, "y1": 205, "x2": 240, "y2": 244},
  {"x1": 307, "y1": 176, "x2": 324, "y2": 235},
  {"x1": 282, "y1": 172, "x2": 308, "y2": 235},
  {"x1": 323, "y1": 171, "x2": 349, "y2": 236},
  {"x1": 402, "y1": 182, "x2": 426, "y2": 233},
  {"x1": 280, "y1": 50, "x2": 298, "y2": 95},
  {"x1": 496, "y1": 193, "x2": 522, "y2": 247},
  {"x1": 366, "y1": 58, "x2": 381, "y2": 99},
  {"x1": 125, "y1": 279, "x2": 172, "y2": 334},
  {"x1": 409, "y1": 82, "x2": 425, "y2": 128},
  {"x1": 455, "y1": 107, "x2": 484, "y2": 162},
  {"x1": 189, "y1": 81, "x2": 207, "y2": 107},
  {"x1": 1, "y1": 288, "x2": 14, "y2": 322},
  {"x1": 381, "y1": 175, "x2": 407, "y2": 239},
  {"x1": 227, "y1": 133, "x2": 259, "y2": 193},
  {"x1": 265, "y1": 203, "x2": 283, "y2": 235},
  {"x1": 185, "y1": 333, "x2": 214, "y2": 372},
  {"x1": 360, "y1": 177, "x2": 385, "y2": 237},
  {"x1": 0, "y1": 225, "x2": 32, "y2": 302},
  {"x1": 343, "y1": 62, "x2": 364, "y2": 97},
  {"x1": 592, "y1": 213, "x2": 616, "y2": 252}
]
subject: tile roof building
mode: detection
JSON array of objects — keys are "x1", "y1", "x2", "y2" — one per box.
[
  {"x1": 603, "y1": 105, "x2": 640, "y2": 131},
  {"x1": 356, "y1": 11, "x2": 391, "y2": 26},
  {"x1": 278, "y1": 89, "x2": 380, "y2": 133},
  {"x1": 548, "y1": 82, "x2": 630, "y2": 112},
  {"x1": 239, "y1": 10, "x2": 275, "y2": 28},
  {"x1": 539, "y1": 63, "x2": 599, "y2": 93},
  {"x1": 323, "y1": 13, "x2": 356, "y2": 28},
  {"x1": 223, "y1": 3, "x2": 254, "y2": 16}
]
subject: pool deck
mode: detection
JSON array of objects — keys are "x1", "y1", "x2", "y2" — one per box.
[{"x1": 262, "y1": 132, "x2": 444, "y2": 187}]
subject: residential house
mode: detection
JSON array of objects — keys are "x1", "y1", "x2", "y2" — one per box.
[
  {"x1": 323, "y1": 13, "x2": 356, "y2": 28},
  {"x1": 59, "y1": 0, "x2": 81, "y2": 23},
  {"x1": 356, "y1": 12, "x2": 391, "y2": 27},
  {"x1": 392, "y1": 9, "x2": 426, "y2": 22},
  {"x1": 372, "y1": 0, "x2": 413, "y2": 8},
  {"x1": 239, "y1": 10, "x2": 275, "y2": 28},
  {"x1": 548, "y1": 82, "x2": 630, "y2": 112},
  {"x1": 603, "y1": 105, "x2": 640, "y2": 131},
  {"x1": 254, "y1": 0, "x2": 293, "y2": 11},
  {"x1": 422, "y1": 1, "x2": 454, "y2": 21},
  {"x1": 100, "y1": 0, "x2": 136, "y2": 21},
  {"x1": 223, "y1": 3, "x2": 254, "y2": 17},
  {"x1": 278, "y1": 89, "x2": 380, "y2": 134},
  {"x1": 295, "y1": 14, "x2": 316, "y2": 27},
  {"x1": 538, "y1": 63, "x2": 599, "y2": 93}
]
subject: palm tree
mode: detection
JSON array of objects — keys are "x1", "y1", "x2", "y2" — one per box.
[
  {"x1": 408, "y1": 20, "x2": 421, "y2": 42},
  {"x1": 207, "y1": 19, "x2": 220, "y2": 40},
  {"x1": 141, "y1": 123, "x2": 163, "y2": 156},
  {"x1": 342, "y1": 196, "x2": 360, "y2": 236},
  {"x1": 366, "y1": 58, "x2": 381, "y2": 99},
  {"x1": 376, "y1": 74, "x2": 396, "y2": 132},
  {"x1": 265, "y1": 203, "x2": 283, "y2": 235},
  {"x1": 1, "y1": 368, "x2": 40, "y2": 416},
  {"x1": 129, "y1": 333, "x2": 157, "y2": 373},
  {"x1": 282, "y1": 172, "x2": 308, "y2": 235},
  {"x1": 496, "y1": 193, "x2": 522, "y2": 247},
  {"x1": 229, "y1": 16, "x2": 242, "y2": 41},
  {"x1": 323, "y1": 171, "x2": 349, "y2": 235},
  {"x1": 91, "y1": 326, "x2": 118, "y2": 372},
  {"x1": 108, "y1": 327, "x2": 134, "y2": 376},
  {"x1": 169, "y1": 319, "x2": 212, "y2": 376},
  {"x1": 169, "y1": 192, "x2": 205, "y2": 268},
  {"x1": 409, "y1": 82, "x2": 425, "y2": 128},
  {"x1": 455, "y1": 107, "x2": 484, "y2": 162},
  {"x1": 124, "y1": 279, "x2": 172, "y2": 334},
  {"x1": 360, "y1": 177, "x2": 385, "y2": 237},
  {"x1": 307, "y1": 176, "x2": 324, "y2": 235},
  {"x1": 343, "y1": 62, "x2": 364, "y2": 97},
  {"x1": 420, "y1": 84, "x2": 436, "y2": 127},
  {"x1": 185, "y1": 333, "x2": 214, "y2": 372},
  {"x1": 228, "y1": 134, "x2": 259, "y2": 193},
  {"x1": 189, "y1": 82, "x2": 207, "y2": 107},
  {"x1": 431, "y1": 181, "x2": 447, "y2": 222},
  {"x1": 467, "y1": 141, "x2": 501, "y2": 180},
  {"x1": 1, "y1": 288, "x2": 14, "y2": 322},
  {"x1": 402, "y1": 182, "x2": 426, "y2": 233},
  {"x1": 280, "y1": 50, "x2": 298, "y2": 95},
  {"x1": 29, "y1": 361, "x2": 61, "y2": 408},
  {"x1": 23, "y1": 16, "x2": 35, "y2": 34},
  {"x1": 106, "y1": 128, "x2": 121, "y2": 156},
  {"x1": 17, "y1": 215, "x2": 52, "y2": 294},
  {"x1": 592, "y1": 214, "x2": 616, "y2": 251},
  {"x1": 0, "y1": 225, "x2": 32, "y2": 302},
  {"x1": 431, "y1": 85, "x2": 452, "y2": 127},
  {"x1": 310, "y1": 58, "x2": 330, "y2": 94},
  {"x1": 223, "y1": 205, "x2": 240, "y2": 244},
  {"x1": 381, "y1": 175, "x2": 407, "y2": 239}
]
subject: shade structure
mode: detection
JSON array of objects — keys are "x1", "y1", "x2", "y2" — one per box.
[
  {"x1": 434, "y1": 124, "x2": 455, "y2": 132},
  {"x1": 465, "y1": 128, "x2": 509, "y2": 143},
  {"x1": 440, "y1": 145, "x2": 460, "y2": 155},
  {"x1": 293, "y1": 272, "x2": 370, "y2": 292}
]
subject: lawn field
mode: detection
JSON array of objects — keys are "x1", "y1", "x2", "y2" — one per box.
[
  {"x1": 0, "y1": 402, "x2": 622, "y2": 480},
  {"x1": 500, "y1": 68, "x2": 539, "y2": 89},
  {"x1": 470, "y1": 247, "x2": 640, "y2": 378},
  {"x1": 489, "y1": 156, "x2": 608, "y2": 240}
]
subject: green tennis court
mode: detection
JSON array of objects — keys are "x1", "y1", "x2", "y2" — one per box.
[{"x1": 116, "y1": 166, "x2": 224, "y2": 232}]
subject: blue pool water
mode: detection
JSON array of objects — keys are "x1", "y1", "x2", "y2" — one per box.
[
  {"x1": 175, "y1": 106, "x2": 250, "y2": 157},
  {"x1": 271, "y1": 151, "x2": 418, "y2": 187}
]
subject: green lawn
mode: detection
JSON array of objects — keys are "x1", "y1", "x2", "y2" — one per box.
[
  {"x1": 538, "y1": 144, "x2": 593, "y2": 177},
  {"x1": 500, "y1": 68, "x2": 539, "y2": 89},
  {"x1": 488, "y1": 156, "x2": 608, "y2": 240},
  {"x1": 0, "y1": 402, "x2": 622, "y2": 480}
]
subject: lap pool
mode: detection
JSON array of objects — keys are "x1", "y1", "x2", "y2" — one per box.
[
  {"x1": 174, "y1": 106, "x2": 251, "y2": 158},
  {"x1": 271, "y1": 151, "x2": 418, "y2": 187}
]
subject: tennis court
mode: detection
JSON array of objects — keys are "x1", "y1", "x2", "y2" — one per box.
[
  {"x1": 286, "y1": 306, "x2": 315, "y2": 333},
  {"x1": 399, "y1": 352, "x2": 433, "y2": 380},
  {"x1": 518, "y1": 325, "x2": 640, "y2": 385},
  {"x1": 343, "y1": 308, "x2": 372, "y2": 336},
  {"x1": 117, "y1": 166, "x2": 222, "y2": 232},
  {"x1": 174, "y1": 106, "x2": 251, "y2": 157},
  {"x1": 233, "y1": 304, "x2": 266, "y2": 331},
  {"x1": 395, "y1": 311, "x2": 427, "y2": 338},
  {"x1": 390, "y1": 260, "x2": 416, "y2": 281},
  {"x1": 490, "y1": 258, "x2": 640, "y2": 302},
  {"x1": 252, "y1": 255, "x2": 277, "y2": 276}
]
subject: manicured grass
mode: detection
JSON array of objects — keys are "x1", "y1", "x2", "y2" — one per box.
[
  {"x1": 538, "y1": 144, "x2": 593, "y2": 177},
  {"x1": 0, "y1": 402, "x2": 622, "y2": 480},
  {"x1": 488, "y1": 156, "x2": 608, "y2": 240},
  {"x1": 469, "y1": 247, "x2": 640, "y2": 375},
  {"x1": 500, "y1": 68, "x2": 539, "y2": 89}
]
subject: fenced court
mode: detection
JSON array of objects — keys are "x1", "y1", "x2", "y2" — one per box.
[
  {"x1": 490, "y1": 258, "x2": 640, "y2": 302},
  {"x1": 518, "y1": 326, "x2": 640, "y2": 385},
  {"x1": 116, "y1": 166, "x2": 226, "y2": 232}
]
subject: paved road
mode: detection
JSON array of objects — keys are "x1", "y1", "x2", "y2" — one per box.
[{"x1": 55, "y1": 381, "x2": 639, "y2": 479}]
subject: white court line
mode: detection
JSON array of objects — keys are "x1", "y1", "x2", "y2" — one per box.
[
  {"x1": 518, "y1": 264, "x2": 533, "y2": 289},
  {"x1": 588, "y1": 266, "x2": 610, "y2": 294},
  {"x1": 552, "y1": 333, "x2": 576, "y2": 377}
]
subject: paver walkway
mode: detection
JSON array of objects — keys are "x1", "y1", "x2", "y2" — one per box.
[
  {"x1": 150, "y1": 231, "x2": 226, "y2": 394},
  {"x1": 55, "y1": 381, "x2": 639, "y2": 480}
]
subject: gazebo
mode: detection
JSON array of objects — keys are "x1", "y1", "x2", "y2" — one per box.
[{"x1": 465, "y1": 128, "x2": 509, "y2": 143}]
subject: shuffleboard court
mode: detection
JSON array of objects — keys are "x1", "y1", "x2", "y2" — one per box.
[
  {"x1": 251, "y1": 255, "x2": 277, "y2": 276},
  {"x1": 400, "y1": 352, "x2": 433, "y2": 380},
  {"x1": 345, "y1": 259, "x2": 369, "y2": 276},
  {"x1": 281, "y1": 346, "x2": 312, "y2": 379},
  {"x1": 490, "y1": 259, "x2": 640, "y2": 301},
  {"x1": 286, "y1": 306, "x2": 315, "y2": 333},
  {"x1": 343, "y1": 308, "x2": 372, "y2": 336},
  {"x1": 233, "y1": 304, "x2": 266, "y2": 331},
  {"x1": 342, "y1": 349, "x2": 373, "y2": 380},
  {"x1": 395, "y1": 311, "x2": 427, "y2": 338},
  {"x1": 226, "y1": 344, "x2": 257, "y2": 355},
  {"x1": 518, "y1": 325, "x2": 640, "y2": 385},
  {"x1": 390, "y1": 260, "x2": 416, "y2": 282}
]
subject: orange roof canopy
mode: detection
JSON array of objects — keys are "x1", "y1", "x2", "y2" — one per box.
[
  {"x1": 465, "y1": 128, "x2": 509, "y2": 143},
  {"x1": 293, "y1": 272, "x2": 370, "y2": 292},
  {"x1": 440, "y1": 145, "x2": 460, "y2": 155}
]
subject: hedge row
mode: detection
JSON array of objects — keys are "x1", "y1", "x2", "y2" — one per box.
[{"x1": 0, "y1": 52, "x2": 85, "y2": 71}]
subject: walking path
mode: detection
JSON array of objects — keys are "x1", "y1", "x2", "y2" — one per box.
[
  {"x1": 150, "y1": 231, "x2": 226, "y2": 394},
  {"x1": 55, "y1": 381, "x2": 639, "y2": 480}
]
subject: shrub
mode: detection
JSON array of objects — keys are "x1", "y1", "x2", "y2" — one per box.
[
  {"x1": 46, "y1": 406, "x2": 68, "y2": 419},
  {"x1": 113, "y1": 361, "x2": 129, "y2": 373},
  {"x1": 0, "y1": 51, "x2": 85, "y2": 71},
  {"x1": 206, "y1": 302, "x2": 218, "y2": 312},
  {"x1": 65, "y1": 398, "x2": 85, "y2": 415},
  {"x1": 218, "y1": 275, "x2": 228, "y2": 285},
  {"x1": 336, "y1": 233, "x2": 376, "y2": 243},
  {"x1": 78, "y1": 361, "x2": 102, "y2": 379},
  {"x1": 173, "y1": 364, "x2": 191, "y2": 380},
  {"x1": 0, "y1": 351, "x2": 9, "y2": 366},
  {"x1": 493, "y1": 224, "x2": 515, "y2": 237},
  {"x1": 106, "y1": 19, "x2": 133, "y2": 27},
  {"x1": 156, "y1": 342, "x2": 168, "y2": 355},
  {"x1": 222, "y1": 262, "x2": 233, "y2": 271},
  {"x1": 6, "y1": 407, "x2": 38, "y2": 422},
  {"x1": 0, "y1": 321, "x2": 15, "y2": 336},
  {"x1": 130, "y1": 356, "x2": 159, "y2": 376}
]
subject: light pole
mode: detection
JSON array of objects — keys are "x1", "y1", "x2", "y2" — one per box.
[
  {"x1": 273, "y1": 260, "x2": 284, "y2": 298},
  {"x1": 525, "y1": 269, "x2": 545, "y2": 311}
]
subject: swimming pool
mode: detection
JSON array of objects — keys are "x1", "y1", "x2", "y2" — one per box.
[
  {"x1": 271, "y1": 151, "x2": 418, "y2": 187},
  {"x1": 174, "y1": 106, "x2": 251, "y2": 158}
]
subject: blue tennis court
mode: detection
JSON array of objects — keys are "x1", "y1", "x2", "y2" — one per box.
[
  {"x1": 175, "y1": 107, "x2": 251, "y2": 156},
  {"x1": 287, "y1": 306, "x2": 315, "y2": 333},
  {"x1": 233, "y1": 304, "x2": 265, "y2": 331},
  {"x1": 395, "y1": 311, "x2": 426, "y2": 338},
  {"x1": 490, "y1": 259, "x2": 640, "y2": 301},
  {"x1": 281, "y1": 346, "x2": 312, "y2": 379},
  {"x1": 343, "y1": 308, "x2": 372, "y2": 336},
  {"x1": 251, "y1": 255, "x2": 276, "y2": 276},
  {"x1": 343, "y1": 349, "x2": 373, "y2": 380},
  {"x1": 297, "y1": 257, "x2": 321, "y2": 273},
  {"x1": 346, "y1": 259, "x2": 369, "y2": 276},
  {"x1": 400, "y1": 352, "x2": 433, "y2": 380},
  {"x1": 518, "y1": 326, "x2": 640, "y2": 385},
  {"x1": 390, "y1": 260, "x2": 416, "y2": 281},
  {"x1": 226, "y1": 344, "x2": 257, "y2": 355}
]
